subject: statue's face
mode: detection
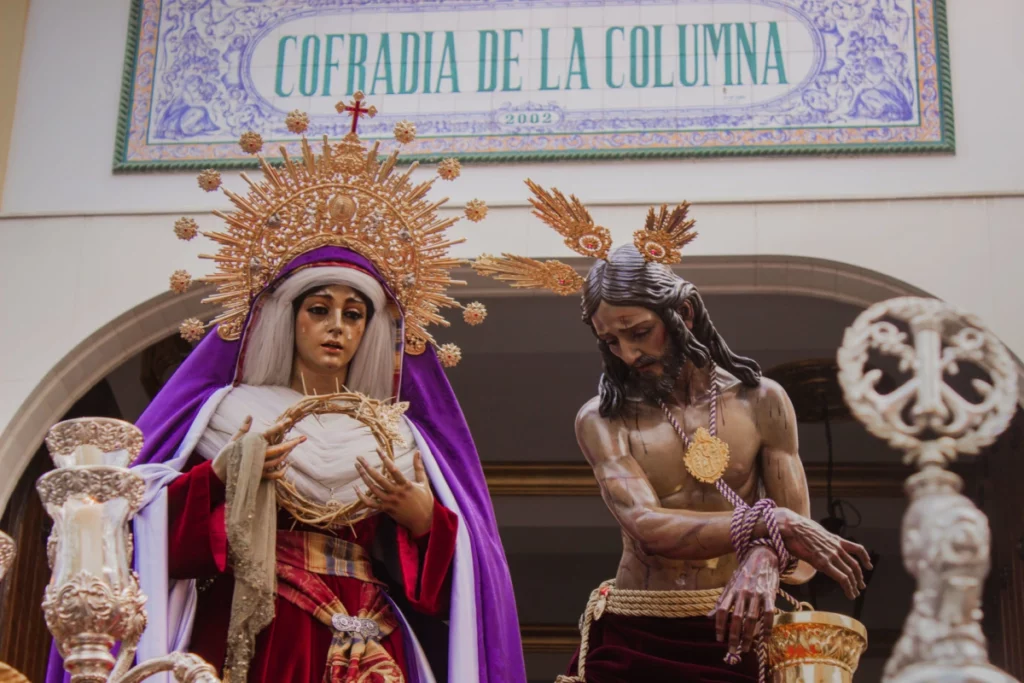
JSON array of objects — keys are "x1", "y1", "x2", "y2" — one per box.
[
  {"x1": 293, "y1": 284, "x2": 369, "y2": 376},
  {"x1": 590, "y1": 302, "x2": 670, "y2": 375}
]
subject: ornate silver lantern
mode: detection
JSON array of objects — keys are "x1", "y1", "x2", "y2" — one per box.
[{"x1": 38, "y1": 418, "x2": 219, "y2": 683}]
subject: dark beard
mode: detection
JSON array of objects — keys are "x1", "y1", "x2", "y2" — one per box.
[{"x1": 624, "y1": 344, "x2": 685, "y2": 403}]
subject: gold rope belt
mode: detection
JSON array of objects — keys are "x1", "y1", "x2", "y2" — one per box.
[
  {"x1": 555, "y1": 580, "x2": 724, "y2": 683},
  {"x1": 594, "y1": 581, "x2": 723, "y2": 619}
]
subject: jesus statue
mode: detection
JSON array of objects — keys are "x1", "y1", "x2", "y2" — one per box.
[{"x1": 473, "y1": 182, "x2": 872, "y2": 682}]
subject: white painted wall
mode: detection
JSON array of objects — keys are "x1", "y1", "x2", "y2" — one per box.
[
  {"x1": 1, "y1": 0, "x2": 1023, "y2": 508},
  {"x1": 4, "y1": 0, "x2": 1024, "y2": 215}
]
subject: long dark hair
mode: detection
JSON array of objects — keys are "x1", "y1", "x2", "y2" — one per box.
[{"x1": 582, "y1": 245, "x2": 761, "y2": 418}]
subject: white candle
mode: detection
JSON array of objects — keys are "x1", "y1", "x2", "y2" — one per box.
[
  {"x1": 66, "y1": 501, "x2": 106, "y2": 577},
  {"x1": 75, "y1": 444, "x2": 106, "y2": 466}
]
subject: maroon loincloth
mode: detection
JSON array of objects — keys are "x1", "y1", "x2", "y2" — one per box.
[{"x1": 564, "y1": 613, "x2": 759, "y2": 682}]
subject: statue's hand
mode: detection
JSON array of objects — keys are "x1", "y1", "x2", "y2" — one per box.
[
  {"x1": 710, "y1": 546, "x2": 779, "y2": 656},
  {"x1": 257, "y1": 417, "x2": 307, "y2": 481},
  {"x1": 212, "y1": 416, "x2": 306, "y2": 482},
  {"x1": 775, "y1": 508, "x2": 873, "y2": 599},
  {"x1": 356, "y1": 450, "x2": 434, "y2": 537}
]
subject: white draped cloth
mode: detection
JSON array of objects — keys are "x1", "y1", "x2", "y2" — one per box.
[{"x1": 196, "y1": 384, "x2": 417, "y2": 509}]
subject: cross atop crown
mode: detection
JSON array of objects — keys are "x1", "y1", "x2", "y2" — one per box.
[{"x1": 335, "y1": 91, "x2": 378, "y2": 135}]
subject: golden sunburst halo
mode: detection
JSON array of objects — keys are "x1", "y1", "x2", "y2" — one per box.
[
  {"x1": 193, "y1": 97, "x2": 473, "y2": 355},
  {"x1": 179, "y1": 318, "x2": 206, "y2": 343},
  {"x1": 174, "y1": 217, "x2": 198, "y2": 241},
  {"x1": 436, "y1": 343, "x2": 463, "y2": 368},
  {"x1": 632, "y1": 203, "x2": 697, "y2": 265},
  {"x1": 472, "y1": 254, "x2": 584, "y2": 296}
]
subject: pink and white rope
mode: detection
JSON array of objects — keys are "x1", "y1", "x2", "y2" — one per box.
[{"x1": 660, "y1": 362, "x2": 796, "y2": 683}]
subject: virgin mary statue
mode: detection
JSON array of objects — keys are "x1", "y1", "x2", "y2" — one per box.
[{"x1": 46, "y1": 98, "x2": 526, "y2": 683}]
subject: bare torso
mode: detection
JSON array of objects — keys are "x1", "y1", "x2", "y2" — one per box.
[
  {"x1": 573, "y1": 362, "x2": 822, "y2": 594},
  {"x1": 611, "y1": 371, "x2": 766, "y2": 590},
  {"x1": 575, "y1": 302, "x2": 869, "y2": 653}
]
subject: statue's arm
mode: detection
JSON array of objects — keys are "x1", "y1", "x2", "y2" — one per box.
[
  {"x1": 166, "y1": 459, "x2": 228, "y2": 579},
  {"x1": 756, "y1": 378, "x2": 872, "y2": 596},
  {"x1": 576, "y1": 400, "x2": 753, "y2": 561},
  {"x1": 756, "y1": 378, "x2": 815, "y2": 583}
]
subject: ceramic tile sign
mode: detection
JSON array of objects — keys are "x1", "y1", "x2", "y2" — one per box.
[{"x1": 114, "y1": 0, "x2": 952, "y2": 170}]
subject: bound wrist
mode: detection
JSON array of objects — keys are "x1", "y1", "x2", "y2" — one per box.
[
  {"x1": 744, "y1": 543, "x2": 780, "y2": 569},
  {"x1": 773, "y1": 507, "x2": 794, "y2": 535},
  {"x1": 753, "y1": 517, "x2": 769, "y2": 539}
]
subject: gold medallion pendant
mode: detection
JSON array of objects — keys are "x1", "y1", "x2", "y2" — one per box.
[{"x1": 684, "y1": 427, "x2": 731, "y2": 484}]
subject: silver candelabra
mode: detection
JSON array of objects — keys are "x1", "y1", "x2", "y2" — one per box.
[{"x1": 37, "y1": 417, "x2": 219, "y2": 683}]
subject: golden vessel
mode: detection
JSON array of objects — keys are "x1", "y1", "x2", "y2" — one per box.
[
  {"x1": 0, "y1": 664, "x2": 30, "y2": 683},
  {"x1": 766, "y1": 610, "x2": 868, "y2": 683}
]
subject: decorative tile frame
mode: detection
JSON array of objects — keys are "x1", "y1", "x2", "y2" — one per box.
[{"x1": 113, "y1": 0, "x2": 953, "y2": 171}]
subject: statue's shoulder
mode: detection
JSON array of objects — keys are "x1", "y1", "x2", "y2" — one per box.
[
  {"x1": 748, "y1": 375, "x2": 788, "y2": 403},
  {"x1": 574, "y1": 396, "x2": 623, "y2": 445},
  {"x1": 717, "y1": 368, "x2": 787, "y2": 404},
  {"x1": 575, "y1": 396, "x2": 605, "y2": 430},
  {"x1": 738, "y1": 375, "x2": 796, "y2": 432},
  {"x1": 574, "y1": 396, "x2": 623, "y2": 463}
]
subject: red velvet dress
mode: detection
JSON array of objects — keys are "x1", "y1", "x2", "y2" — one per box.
[{"x1": 166, "y1": 458, "x2": 458, "y2": 682}]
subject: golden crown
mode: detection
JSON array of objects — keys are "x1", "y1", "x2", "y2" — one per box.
[
  {"x1": 472, "y1": 180, "x2": 697, "y2": 296},
  {"x1": 171, "y1": 93, "x2": 487, "y2": 366}
]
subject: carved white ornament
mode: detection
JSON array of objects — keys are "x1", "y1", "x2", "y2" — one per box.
[
  {"x1": 837, "y1": 297, "x2": 1017, "y2": 467},
  {"x1": 837, "y1": 297, "x2": 1019, "y2": 683}
]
